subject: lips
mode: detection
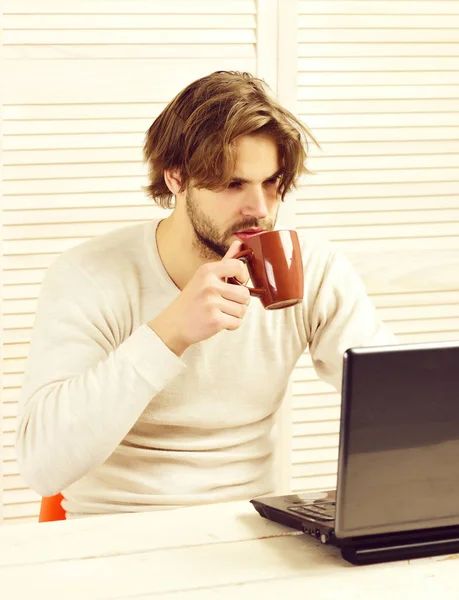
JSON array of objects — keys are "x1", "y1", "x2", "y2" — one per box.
[{"x1": 234, "y1": 229, "x2": 265, "y2": 241}]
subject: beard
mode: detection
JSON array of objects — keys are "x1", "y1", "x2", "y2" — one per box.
[{"x1": 185, "y1": 188, "x2": 276, "y2": 260}]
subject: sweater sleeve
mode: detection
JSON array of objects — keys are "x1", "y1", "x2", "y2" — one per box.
[
  {"x1": 306, "y1": 247, "x2": 397, "y2": 392},
  {"x1": 15, "y1": 257, "x2": 186, "y2": 497}
]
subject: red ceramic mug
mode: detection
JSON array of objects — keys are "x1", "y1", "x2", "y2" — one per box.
[{"x1": 228, "y1": 229, "x2": 304, "y2": 310}]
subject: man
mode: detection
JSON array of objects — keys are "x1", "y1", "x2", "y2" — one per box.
[{"x1": 16, "y1": 71, "x2": 396, "y2": 518}]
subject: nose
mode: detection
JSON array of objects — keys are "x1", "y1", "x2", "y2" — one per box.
[{"x1": 241, "y1": 186, "x2": 269, "y2": 220}]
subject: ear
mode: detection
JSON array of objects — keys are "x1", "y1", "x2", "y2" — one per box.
[{"x1": 164, "y1": 169, "x2": 183, "y2": 195}]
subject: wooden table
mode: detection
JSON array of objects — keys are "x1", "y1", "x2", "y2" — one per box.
[{"x1": 0, "y1": 500, "x2": 458, "y2": 599}]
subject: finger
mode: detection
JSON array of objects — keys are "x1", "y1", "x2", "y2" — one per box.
[
  {"x1": 234, "y1": 260, "x2": 250, "y2": 285},
  {"x1": 220, "y1": 281, "x2": 251, "y2": 305},
  {"x1": 223, "y1": 239, "x2": 243, "y2": 259},
  {"x1": 221, "y1": 314, "x2": 244, "y2": 332},
  {"x1": 214, "y1": 258, "x2": 249, "y2": 283},
  {"x1": 223, "y1": 240, "x2": 249, "y2": 283},
  {"x1": 219, "y1": 297, "x2": 249, "y2": 320}
]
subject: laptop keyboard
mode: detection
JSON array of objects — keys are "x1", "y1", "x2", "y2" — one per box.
[{"x1": 289, "y1": 501, "x2": 336, "y2": 522}]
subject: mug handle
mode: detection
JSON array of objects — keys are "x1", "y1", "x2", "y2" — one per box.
[{"x1": 227, "y1": 248, "x2": 265, "y2": 297}]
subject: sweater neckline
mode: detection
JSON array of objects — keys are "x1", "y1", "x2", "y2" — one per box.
[{"x1": 144, "y1": 219, "x2": 182, "y2": 299}]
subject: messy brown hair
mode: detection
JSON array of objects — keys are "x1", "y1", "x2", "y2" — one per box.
[{"x1": 143, "y1": 71, "x2": 315, "y2": 209}]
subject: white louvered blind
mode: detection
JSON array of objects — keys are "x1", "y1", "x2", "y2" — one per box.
[
  {"x1": 290, "y1": 0, "x2": 459, "y2": 494},
  {"x1": 0, "y1": 0, "x2": 280, "y2": 524}
]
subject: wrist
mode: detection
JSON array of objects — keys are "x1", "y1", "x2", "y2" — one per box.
[{"x1": 148, "y1": 311, "x2": 189, "y2": 357}]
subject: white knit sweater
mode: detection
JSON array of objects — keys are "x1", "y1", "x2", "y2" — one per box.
[{"x1": 16, "y1": 219, "x2": 396, "y2": 518}]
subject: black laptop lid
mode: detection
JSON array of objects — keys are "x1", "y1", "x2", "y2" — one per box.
[{"x1": 335, "y1": 341, "x2": 459, "y2": 539}]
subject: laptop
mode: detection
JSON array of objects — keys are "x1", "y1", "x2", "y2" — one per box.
[{"x1": 251, "y1": 341, "x2": 459, "y2": 565}]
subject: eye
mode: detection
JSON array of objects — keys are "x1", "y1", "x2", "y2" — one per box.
[
  {"x1": 227, "y1": 181, "x2": 243, "y2": 190},
  {"x1": 264, "y1": 176, "x2": 280, "y2": 186}
]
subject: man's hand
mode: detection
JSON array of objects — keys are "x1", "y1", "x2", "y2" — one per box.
[{"x1": 149, "y1": 241, "x2": 251, "y2": 356}]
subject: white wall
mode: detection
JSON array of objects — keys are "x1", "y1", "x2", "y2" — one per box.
[{"x1": 1, "y1": 0, "x2": 458, "y2": 523}]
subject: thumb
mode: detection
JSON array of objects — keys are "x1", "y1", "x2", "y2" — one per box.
[{"x1": 223, "y1": 239, "x2": 243, "y2": 259}]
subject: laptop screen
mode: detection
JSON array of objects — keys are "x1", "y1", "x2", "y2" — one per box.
[{"x1": 335, "y1": 341, "x2": 459, "y2": 538}]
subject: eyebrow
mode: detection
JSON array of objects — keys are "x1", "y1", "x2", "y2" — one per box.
[{"x1": 230, "y1": 169, "x2": 283, "y2": 184}]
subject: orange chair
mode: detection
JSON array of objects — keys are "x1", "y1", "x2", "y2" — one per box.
[{"x1": 39, "y1": 493, "x2": 66, "y2": 523}]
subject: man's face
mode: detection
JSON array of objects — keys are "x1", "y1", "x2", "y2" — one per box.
[{"x1": 186, "y1": 134, "x2": 282, "y2": 259}]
